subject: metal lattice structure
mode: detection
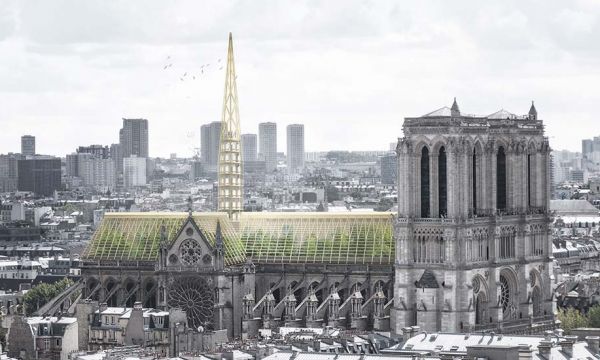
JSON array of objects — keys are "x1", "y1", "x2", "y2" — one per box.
[
  {"x1": 82, "y1": 212, "x2": 245, "y2": 265},
  {"x1": 218, "y1": 32, "x2": 243, "y2": 221},
  {"x1": 240, "y1": 212, "x2": 394, "y2": 265},
  {"x1": 168, "y1": 276, "x2": 214, "y2": 330}
]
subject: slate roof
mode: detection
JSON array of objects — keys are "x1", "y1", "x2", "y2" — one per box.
[{"x1": 550, "y1": 200, "x2": 599, "y2": 215}]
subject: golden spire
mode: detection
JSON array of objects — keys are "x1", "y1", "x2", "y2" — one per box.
[{"x1": 218, "y1": 33, "x2": 243, "y2": 221}]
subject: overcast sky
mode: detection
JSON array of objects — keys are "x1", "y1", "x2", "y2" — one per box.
[{"x1": 0, "y1": 0, "x2": 598, "y2": 158}]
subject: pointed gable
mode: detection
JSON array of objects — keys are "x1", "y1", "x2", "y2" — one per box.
[{"x1": 415, "y1": 269, "x2": 440, "y2": 289}]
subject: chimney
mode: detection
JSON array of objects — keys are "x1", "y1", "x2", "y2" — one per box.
[
  {"x1": 560, "y1": 335, "x2": 577, "y2": 357},
  {"x1": 133, "y1": 301, "x2": 142, "y2": 310},
  {"x1": 586, "y1": 336, "x2": 599, "y2": 354},
  {"x1": 537, "y1": 339, "x2": 552, "y2": 357},
  {"x1": 518, "y1": 344, "x2": 533, "y2": 360},
  {"x1": 99, "y1": 302, "x2": 108, "y2": 312}
]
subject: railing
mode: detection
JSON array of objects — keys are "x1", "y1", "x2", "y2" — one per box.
[{"x1": 471, "y1": 315, "x2": 555, "y2": 333}]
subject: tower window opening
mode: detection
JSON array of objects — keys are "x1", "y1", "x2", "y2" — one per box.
[
  {"x1": 527, "y1": 154, "x2": 532, "y2": 208},
  {"x1": 472, "y1": 149, "x2": 477, "y2": 215},
  {"x1": 420, "y1": 147, "x2": 430, "y2": 218},
  {"x1": 496, "y1": 146, "x2": 507, "y2": 211},
  {"x1": 438, "y1": 146, "x2": 447, "y2": 217}
]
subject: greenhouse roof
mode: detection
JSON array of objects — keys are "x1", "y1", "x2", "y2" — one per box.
[
  {"x1": 240, "y1": 212, "x2": 395, "y2": 265},
  {"x1": 83, "y1": 211, "x2": 395, "y2": 266},
  {"x1": 82, "y1": 212, "x2": 245, "y2": 265}
]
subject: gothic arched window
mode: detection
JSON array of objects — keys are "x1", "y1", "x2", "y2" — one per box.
[
  {"x1": 420, "y1": 147, "x2": 430, "y2": 218},
  {"x1": 496, "y1": 146, "x2": 507, "y2": 211},
  {"x1": 472, "y1": 148, "x2": 477, "y2": 215},
  {"x1": 438, "y1": 146, "x2": 447, "y2": 217}
]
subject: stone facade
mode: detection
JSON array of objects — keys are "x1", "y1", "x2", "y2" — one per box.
[{"x1": 392, "y1": 100, "x2": 555, "y2": 333}]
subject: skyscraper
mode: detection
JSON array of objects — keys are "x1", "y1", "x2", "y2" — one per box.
[
  {"x1": 259, "y1": 122, "x2": 277, "y2": 172},
  {"x1": 380, "y1": 153, "x2": 397, "y2": 185},
  {"x1": 123, "y1": 155, "x2": 147, "y2": 188},
  {"x1": 17, "y1": 156, "x2": 62, "y2": 196},
  {"x1": 120, "y1": 118, "x2": 149, "y2": 158},
  {"x1": 241, "y1": 134, "x2": 257, "y2": 162},
  {"x1": 200, "y1": 121, "x2": 222, "y2": 171},
  {"x1": 21, "y1": 135, "x2": 35, "y2": 156},
  {"x1": 217, "y1": 33, "x2": 243, "y2": 221},
  {"x1": 286, "y1": 124, "x2": 304, "y2": 173}
]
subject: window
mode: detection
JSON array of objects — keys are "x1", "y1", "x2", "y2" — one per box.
[
  {"x1": 420, "y1": 147, "x2": 430, "y2": 218},
  {"x1": 472, "y1": 149, "x2": 477, "y2": 214},
  {"x1": 438, "y1": 146, "x2": 447, "y2": 217},
  {"x1": 496, "y1": 146, "x2": 507, "y2": 211}
]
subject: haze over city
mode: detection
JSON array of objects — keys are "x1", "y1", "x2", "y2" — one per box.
[{"x1": 1, "y1": 0, "x2": 598, "y2": 157}]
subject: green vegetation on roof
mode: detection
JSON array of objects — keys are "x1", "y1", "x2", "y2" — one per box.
[
  {"x1": 240, "y1": 212, "x2": 394, "y2": 265},
  {"x1": 83, "y1": 212, "x2": 395, "y2": 266},
  {"x1": 83, "y1": 213, "x2": 245, "y2": 265}
]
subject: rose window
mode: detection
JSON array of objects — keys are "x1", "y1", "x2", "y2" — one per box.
[
  {"x1": 180, "y1": 239, "x2": 201, "y2": 265},
  {"x1": 168, "y1": 276, "x2": 214, "y2": 330}
]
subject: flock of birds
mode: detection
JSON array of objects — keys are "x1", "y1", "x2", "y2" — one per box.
[{"x1": 162, "y1": 55, "x2": 225, "y2": 82}]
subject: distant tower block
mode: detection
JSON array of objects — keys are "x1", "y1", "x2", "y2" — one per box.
[{"x1": 218, "y1": 33, "x2": 243, "y2": 221}]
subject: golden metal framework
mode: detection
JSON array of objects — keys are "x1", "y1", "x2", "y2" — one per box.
[
  {"x1": 218, "y1": 33, "x2": 243, "y2": 221},
  {"x1": 83, "y1": 212, "x2": 396, "y2": 266},
  {"x1": 240, "y1": 212, "x2": 395, "y2": 265}
]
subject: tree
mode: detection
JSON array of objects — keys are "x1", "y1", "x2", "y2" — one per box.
[
  {"x1": 557, "y1": 307, "x2": 589, "y2": 334},
  {"x1": 588, "y1": 304, "x2": 600, "y2": 328},
  {"x1": 23, "y1": 278, "x2": 74, "y2": 315}
]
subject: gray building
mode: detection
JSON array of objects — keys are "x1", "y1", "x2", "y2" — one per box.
[
  {"x1": 119, "y1": 119, "x2": 148, "y2": 168},
  {"x1": 241, "y1": 133, "x2": 257, "y2": 162},
  {"x1": 21, "y1": 135, "x2": 35, "y2": 156},
  {"x1": 380, "y1": 153, "x2": 397, "y2": 185},
  {"x1": 0, "y1": 153, "x2": 23, "y2": 192},
  {"x1": 110, "y1": 143, "x2": 122, "y2": 177},
  {"x1": 17, "y1": 157, "x2": 62, "y2": 197},
  {"x1": 201, "y1": 121, "x2": 222, "y2": 171},
  {"x1": 259, "y1": 122, "x2": 277, "y2": 172},
  {"x1": 286, "y1": 124, "x2": 304, "y2": 173}
]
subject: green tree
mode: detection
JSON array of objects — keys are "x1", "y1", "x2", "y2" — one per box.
[
  {"x1": 557, "y1": 307, "x2": 589, "y2": 334},
  {"x1": 23, "y1": 278, "x2": 74, "y2": 315},
  {"x1": 588, "y1": 304, "x2": 600, "y2": 328}
]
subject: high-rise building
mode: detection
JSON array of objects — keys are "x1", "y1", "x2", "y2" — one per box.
[
  {"x1": 120, "y1": 118, "x2": 149, "y2": 159},
  {"x1": 380, "y1": 153, "x2": 397, "y2": 185},
  {"x1": 286, "y1": 124, "x2": 304, "y2": 173},
  {"x1": 77, "y1": 145, "x2": 110, "y2": 158},
  {"x1": 21, "y1": 135, "x2": 35, "y2": 156},
  {"x1": 200, "y1": 121, "x2": 222, "y2": 171},
  {"x1": 217, "y1": 33, "x2": 243, "y2": 221},
  {"x1": 17, "y1": 156, "x2": 62, "y2": 196},
  {"x1": 110, "y1": 143, "x2": 122, "y2": 177},
  {"x1": 259, "y1": 122, "x2": 277, "y2": 172},
  {"x1": 0, "y1": 153, "x2": 23, "y2": 192},
  {"x1": 241, "y1": 134, "x2": 257, "y2": 162},
  {"x1": 123, "y1": 156, "x2": 147, "y2": 188},
  {"x1": 77, "y1": 153, "x2": 116, "y2": 190}
]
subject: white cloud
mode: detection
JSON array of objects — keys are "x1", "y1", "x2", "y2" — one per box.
[{"x1": 0, "y1": 0, "x2": 599, "y2": 157}]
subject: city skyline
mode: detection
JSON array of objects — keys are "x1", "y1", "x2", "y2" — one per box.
[{"x1": 1, "y1": 1, "x2": 598, "y2": 157}]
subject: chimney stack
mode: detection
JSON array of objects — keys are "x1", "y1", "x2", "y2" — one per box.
[
  {"x1": 99, "y1": 302, "x2": 108, "y2": 312},
  {"x1": 586, "y1": 336, "x2": 600, "y2": 354},
  {"x1": 560, "y1": 335, "x2": 577, "y2": 357},
  {"x1": 537, "y1": 339, "x2": 552, "y2": 357}
]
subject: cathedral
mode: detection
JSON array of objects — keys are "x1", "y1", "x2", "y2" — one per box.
[{"x1": 81, "y1": 34, "x2": 556, "y2": 339}]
